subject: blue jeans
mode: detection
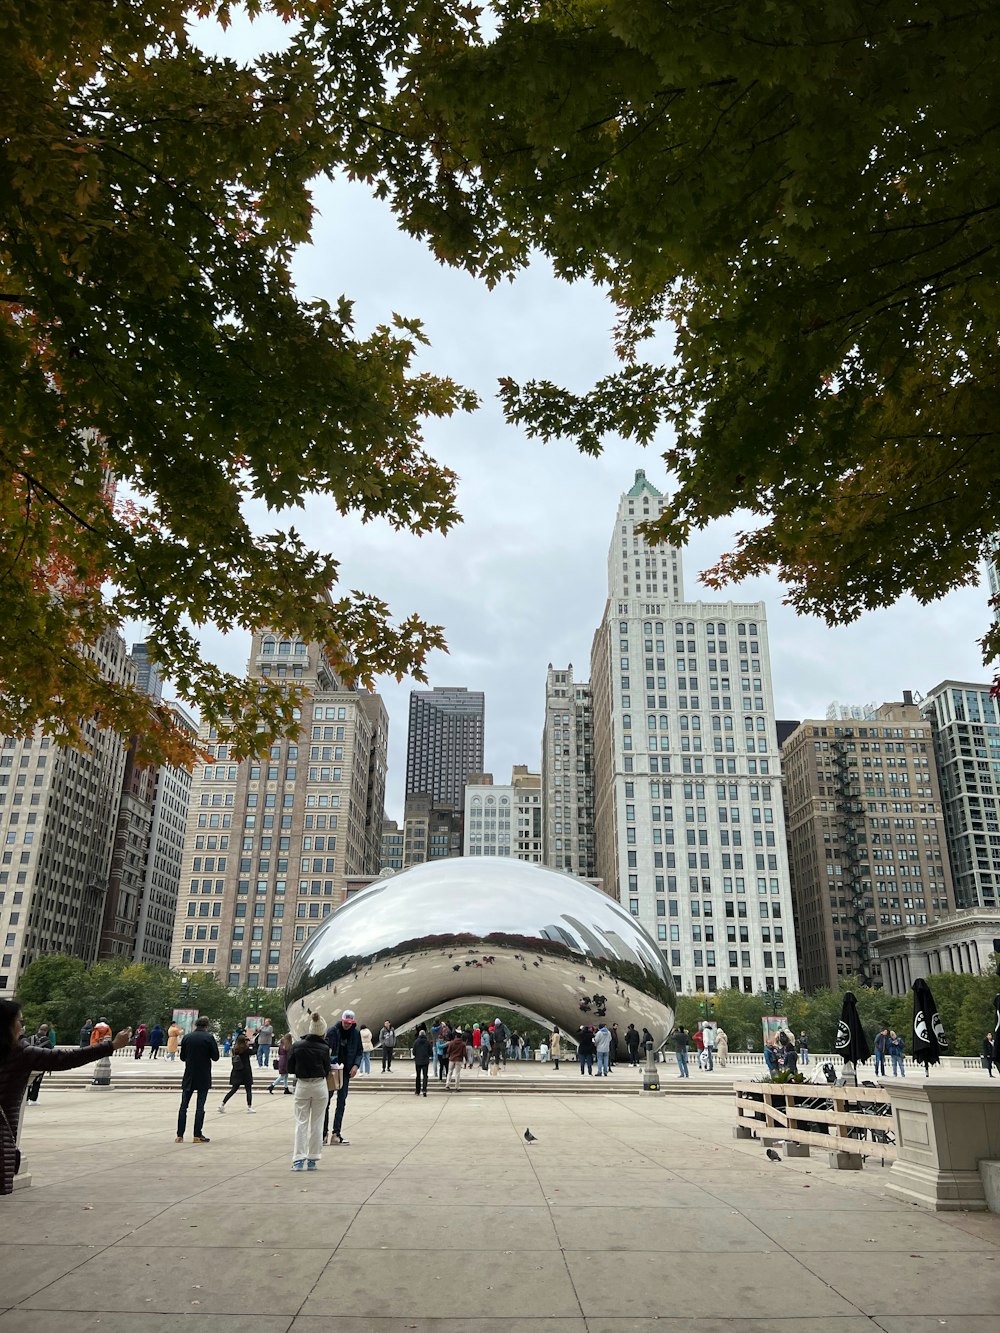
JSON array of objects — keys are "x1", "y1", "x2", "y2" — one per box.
[
  {"x1": 257, "y1": 1046, "x2": 270, "y2": 1067},
  {"x1": 358, "y1": 1051, "x2": 371, "y2": 1074},
  {"x1": 675, "y1": 1049, "x2": 689, "y2": 1077},
  {"x1": 890, "y1": 1054, "x2": 905, "y2": 1076},
  {"x1": 579, "y1": 1054, "x2": 593, "y2": 1074},
  {"x1": 874, "y1": 1051, "x2": 886, "y2": 1075},
  {"x1": 596, "y1": 1051, "x2": 609, "y2": 1075},
  {"x1": 800, "y1": 1048, "x2": 809, "y2": 1064}
]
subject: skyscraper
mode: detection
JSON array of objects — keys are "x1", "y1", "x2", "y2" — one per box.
[
  {"x1": 921, "y1": 680, "x2": 1000, "y2": 910},
  {"x1": 588, "y1": 470, "x2": 799, "y2": 995},
  {"x1": 541, "y1": 665, "x2": 595, "y2": 876},
  {"x1": 170, "y1": 628, "x2": 387, "y2": 989},
  {"x1": 0, "y1": 629, "x2": 133, "y2": 996},
  {"x1": 405, "y1": 686, "x2": 485, "y2": 813}
]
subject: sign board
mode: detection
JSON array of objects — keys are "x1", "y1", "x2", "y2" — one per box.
[
  {"x1": 245, "y1": 1015, "x2": 267, "y2": 1033},
  {"x1": 172, "y1": 1007, "x2": 199, "y2": 1035},
  {"x1": 761, "y1": 1015, "x2": 790, "y2": 1046}
]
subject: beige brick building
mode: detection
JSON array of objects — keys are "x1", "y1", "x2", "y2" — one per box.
[{"x1": 170, "y1": 630, "x2": 387, "y2": 990}]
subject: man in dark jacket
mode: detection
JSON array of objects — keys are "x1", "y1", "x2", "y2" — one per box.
[
  {"x1": 323, "y1": 1009, "x2": 363, "y2": 1145},
  {"x1": 625, "y1": 1023, "x2": 641, "y2": 1065},
  {"x1": 176, "y1": 1017, "x2": 220, "y2": 1142}
]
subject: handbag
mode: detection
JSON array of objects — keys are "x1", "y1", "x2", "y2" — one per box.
[
  {"x1": 0, "y1": 1104, "x2": 20, "y2": 1175},
  {"x1": 327, "y1": 1066, "x2": 343, "y2": 1091}
]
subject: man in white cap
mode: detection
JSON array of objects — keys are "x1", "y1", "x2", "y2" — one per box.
[{"x1": 323, "y1": 1010, "x2": 363, "y2": 1145}]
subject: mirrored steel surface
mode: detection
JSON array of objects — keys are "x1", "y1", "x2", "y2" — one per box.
[{"x1": 285, "y1": 859, "x2": 676, "y2": 1046}]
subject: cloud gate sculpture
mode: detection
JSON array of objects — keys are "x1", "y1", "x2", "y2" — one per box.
[{"x1": 285, "y1": 859, "x2": 676, "y2": 1047}]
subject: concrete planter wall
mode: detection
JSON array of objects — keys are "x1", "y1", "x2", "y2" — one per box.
[{"x1": 887, "y1": 1080, "x2": 1000, "y2": 1211}]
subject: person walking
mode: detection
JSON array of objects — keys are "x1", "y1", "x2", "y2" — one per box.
[
  {"x1": 133, "y1": 1023, "x2": 147, "y2": 1059},
  {"x1": 550, "y1": 1028, "x2": 561, "y2": 1071},
  {"x1": 701, "y1": 1026, "x2": 716, "y2": 1072},
  {"x1": 148, "y1": 1023, "x2": 165, "y2": 1059},
  {"x1": 324, "y1": 1010, "x2": 363, "y2": 1145},
  {"x1": 984, "y1": 1032, "x2": 997, "y2": 1077},
  {"x1": 166, "y1": 1020, "x2": 183, "y2": 1061},
  {"x1": 578, "y1": 1025, "x2": 596, "y2": 1076},
  {"x1": 25, "y1": 1024, "x2": 52, "y2": 1103},
  {"x1": 256, "y1": 1021, "x2": 274, "y2": 1068},
  {"x1": 176, "y1": 1016, "x2": 220, "y2": 1143},
  {"x1": 357, "y1": 1022, "x2": 373, "y2": 1075},
  {"x1": 873, "y1": 1025, "x2": 889, "y2": 1077},
  {"x1": 491, "y1": 1018, "x2": 507, "y2": 1069},
  {"x1": 78, "y1": 1018, "x2": 93, "y2": 1047},
  {"x1": 219, "y1": 1034, "x2": 255, "y2": 1113},
  {"x1": 445, "y1": 1030, "x2": 467, "y2": 1092},
  {"x1": 715, "y1": 1027, "x2": 729, "y2": 1068},
  {"x1": 479, "y1": 1025, "x2": 491, "y2": 1072},
  {"x1": 379, "y1": 1020, "x2": 396, "y2": 1072},
  {"x1": 670, "y1": 1026, "x2": 690, "y2": 1078},
  {"x1": 287, "y1": 1013, "x2": 331, "y2": 1171},
  {"x1": 1, "y1": 1000, "x2": 132, "y2": 1194},
  {"x1": 889, "y1": 1030, "x2": 906, "y2": 1077},
  {"x1": 412, "y1": 1026, "x2": 430, "y2": 1096},
  {"x1": 269, "y1": 1033, "x2": 294, "y2": 1093},
  {"x1": 594, "y1": 1022, "x2": 612, "y2": 1077}
]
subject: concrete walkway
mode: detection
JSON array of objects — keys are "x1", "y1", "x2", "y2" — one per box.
[{"x1": 1, "y1": 1084, "x2": 998, "y2": 1331}]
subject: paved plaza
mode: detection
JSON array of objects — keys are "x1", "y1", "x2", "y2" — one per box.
[{"x1": 1, "y1": 1081, "x2": 998, "y2": 1332}]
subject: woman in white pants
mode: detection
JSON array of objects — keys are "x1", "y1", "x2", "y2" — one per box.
[{"x1": 286, "y1": 1013, "x2": 331, "y2": 1171}]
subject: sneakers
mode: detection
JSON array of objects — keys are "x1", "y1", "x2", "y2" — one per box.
[
  {"x1": 193, "y1": 1135, "x2": 211, "y2": 1143},
  {"x1": 217, "y1": 1105, "x2": 226, "y2": 1114},
  {"x1": 246, "y1": 1107, "x2": 256, "y2": 1114},
  {"x1": 291, "y1": 1159, "x2": 305, "y2": 1171},
  {"x1": 175, "y1": 1135, "x2": 184, "y2": 1142},
  {"x1": 329, "y1": 1133, "x2": 349, "y2": 1145},
  {"x1": 306, "y1": 1159, "x2": 318, "y2": 1171}
]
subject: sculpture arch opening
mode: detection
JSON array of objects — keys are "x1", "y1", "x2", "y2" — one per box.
[{"x1": 285, "y1": 860, "x2": 676, "y2": 1046}]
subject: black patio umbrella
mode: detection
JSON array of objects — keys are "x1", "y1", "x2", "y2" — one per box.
[
  {"x1": 912, "y1": 976, "x2": 949, "y2": 1072},
  {"x1": 833, "y1": 990, "x2": 871, "y2": 1068}
]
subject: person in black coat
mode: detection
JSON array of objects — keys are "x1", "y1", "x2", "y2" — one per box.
[
  {"x1": 625, "y1": 1023, "x2": 641, "y2": 1065},
  {"x1": 219, "y1": 1034, "x2": 255, "y2": 1113},
  {"x1": 578, "y1": 1025, "x2": 596, "y2": 1075},
  {"x1": 323, "y1": 1009, "x2": 364, "y2": 1144},
  {"x1": 412, "y1": 1026, "x2": 430, "y2": 1097},
  {"x1": 177, "y1": 1017, "x2": 220, "y2": 1142}
]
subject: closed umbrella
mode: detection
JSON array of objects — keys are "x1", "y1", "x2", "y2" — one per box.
[
  {"x1": 833, "y1": 990, "x2": 871, "y2": 1070},
  {"x1": 911, "y1": 976, "x2": 948, "y2": 1072}
]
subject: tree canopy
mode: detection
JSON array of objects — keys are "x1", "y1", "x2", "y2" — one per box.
[
  {"x1": 1, "y1": 0, "x2": 476, "y2": 765},
  {"x1": 338, "y1": 0, "x2": 1000, "y2": 665},
  {"x1": 7, "y1": 0, "x2": 998, "y2": 769}
]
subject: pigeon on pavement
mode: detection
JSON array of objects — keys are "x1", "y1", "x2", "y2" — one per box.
[
  {"x1": 524, "y1": 1128, "x2": 537, "y2": 1142},
  {"x1": 766, "y1": 1148, "x2": 781, "y2": 1162}
]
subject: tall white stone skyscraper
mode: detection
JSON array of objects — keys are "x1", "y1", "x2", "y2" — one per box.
[{"x1": 589, "y1": 470, "x2": 800, "y2": 996}]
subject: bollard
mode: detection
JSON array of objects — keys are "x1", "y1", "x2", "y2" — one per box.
[
  {"x1": 641, "y1": 1047, "x2": 660, "y2": 1093},
  {"x1": 91, "y1": 1054, "x2": 112, "y2": 1088}
]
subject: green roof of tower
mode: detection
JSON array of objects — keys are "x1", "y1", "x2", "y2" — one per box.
[{"x1": 626, "y1": 468, "x2": 663, "y2": 498}]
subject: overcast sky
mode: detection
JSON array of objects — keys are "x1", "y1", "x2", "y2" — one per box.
[{"x1": 139, "y1": 13, "x2": 994, "y2": 822}]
